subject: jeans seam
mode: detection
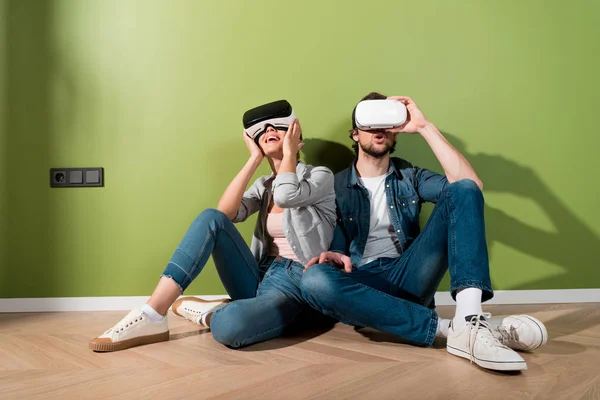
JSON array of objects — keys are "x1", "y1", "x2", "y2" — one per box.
[
  {"x1": 215, "y1": 220, "x2": 261, "y2": 282},
  {"x1": 444, "y1": 188, "x2": 493, "y2": 301},
  {"x1": 285, "y1": 260, "x2": 302, "y2": 286},
  {"x1": 170, "y1": 215, "x2": 260, "y2": 291},
  {"x1": 425, "y1": 312, "x2": 438, "y2": 346},
  {"x1": 306, "y1": 270, "x2": 435, "y2": 346},
  {"x1": 165, "y1": 249, "x2": 198, "y2": 290},
  {"x1": 320, "y1": 267, "x2": 435, "y2": 317},
  {"x1": 188, "y1": 218, "x2": 260, "y2": 285},
  {"x1": 262, "y1": 264, "x2": 277, "y2": 279},
  {"x1": 381, "y1": 195, "x2": 450, "y2": 291},
  {"x1": 256, "y1": 268, "x2": 279, "y2": 296},
  {"x1": 187, "y1": 230, "x2": 213, "y2": 287},
  {"x1": 166, "y1": 259, "x2": 193, "y2": 278},
  {"x1": 241, "y1": 305, "x2": 305, "y2": 345},
  {"x1": 447, "y1": 190, "x2": 457, "y2": 283}
]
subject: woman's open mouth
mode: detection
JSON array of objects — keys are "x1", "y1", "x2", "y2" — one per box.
[{"x1": 265, "y1": 134, "x2": 280, "y2": 143}]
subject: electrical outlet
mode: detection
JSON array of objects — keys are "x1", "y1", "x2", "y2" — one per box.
[{"x1": 50, "y1": 168, "x2": 104, "y2": 188}]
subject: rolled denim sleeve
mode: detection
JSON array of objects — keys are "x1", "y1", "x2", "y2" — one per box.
[
  {"x1": 272, "y1": 167, "x2": 334, "y2": 208},
  {"x1": 232, "y1": 179, "x2": 263, "y2": 223},
  {"x1": 414, "y1": 167, "x2": 448, "y2": 203}
]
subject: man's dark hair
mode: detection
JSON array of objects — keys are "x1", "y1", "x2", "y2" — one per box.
[{"x1": 350, "y1": 92, "x2": 396, "y2": 155}]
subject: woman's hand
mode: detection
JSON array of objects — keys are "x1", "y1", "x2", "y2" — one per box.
[
  {"x1": 282, "y1": 119, "x2": 305, "y2": 157},
  {"x1": 243, "y1": 130, "x2": 264, "y2": 161}
]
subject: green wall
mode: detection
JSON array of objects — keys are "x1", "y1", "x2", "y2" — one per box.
[
  {"x1": 0, "y1": 0, "x2": 8, "y2": 290},
  {"x1": 2, "y1": 0, "x2": 599, "y2": 298}
]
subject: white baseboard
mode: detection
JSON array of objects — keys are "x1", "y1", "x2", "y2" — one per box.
[
  {"x1": 0, "y1": 290, "x2": 598, "y2": 313},
  {"x1": 0, "y1": 295, "x2": 230, "y2": 313}
]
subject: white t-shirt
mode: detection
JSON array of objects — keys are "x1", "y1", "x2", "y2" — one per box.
[{"x1": 358, "y1": 173, "x2": 402, "y2": 267}]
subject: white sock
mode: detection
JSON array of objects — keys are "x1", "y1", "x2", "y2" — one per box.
[
  {"x1": 453, "y1": 287, "x2": 483, "y2": 329},
  {"x1": 142, "y1": 303, "x2": 165, "y2": 321},
  {"x1": 435, "y1": 318, "x2": 451, "y2": 338}
]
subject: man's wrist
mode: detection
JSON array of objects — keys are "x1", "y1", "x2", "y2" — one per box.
[{"x1": 417, "y1": 121, "x2": 437, "y2": 135}]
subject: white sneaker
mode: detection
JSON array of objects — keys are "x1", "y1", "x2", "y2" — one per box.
[
  {"x1": 491, "y1": 315, "x2": 548, "y2": 351},
  {"x1": 89, "y1": 307, "x2": 169, "y2": 352},
  {"x1": 172, "y1": 297, "x2": 230, "y2": 327},
  {"x1": 447, "y1": 313, "x2": 527, "y2": 371}
]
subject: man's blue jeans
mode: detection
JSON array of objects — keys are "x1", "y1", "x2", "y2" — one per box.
[
  {"x1": 162, "y1": 208, "x2": 322, "y2": 348},
  {"x1": 300, "y1": 180, "x2": 494, "y2": 347}
]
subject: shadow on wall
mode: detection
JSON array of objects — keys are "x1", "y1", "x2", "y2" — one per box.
[
  {"x1": 302, "y1": 126, "x2": 600, "y2": 291},
  {"x1": 302, "y1": 138, "x2": 355, "y2": 174},
  {"x1": 301, "y1": 119, "x2": 356, "y2": 174}
]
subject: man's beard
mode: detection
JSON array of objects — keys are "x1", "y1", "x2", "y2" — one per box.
[{"x1": 359, "y1": 137, "x2": 397, "y2": 158}]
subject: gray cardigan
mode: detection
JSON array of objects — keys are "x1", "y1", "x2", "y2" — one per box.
[{"x1": 233, "y1": 162, "x2": 336, "y2": 265}]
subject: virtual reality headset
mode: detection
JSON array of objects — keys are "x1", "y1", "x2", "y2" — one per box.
[
  {"x1": 354, "y1": 99, "x2": 407, "y2": 131},
  {"x1": 243, "y1": 100, "x2": 296, "y2": 144}
]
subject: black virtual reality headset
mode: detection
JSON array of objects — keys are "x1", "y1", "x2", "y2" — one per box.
[{"x1": 243, "y1": 100, "x2": 296, "y2": 144}]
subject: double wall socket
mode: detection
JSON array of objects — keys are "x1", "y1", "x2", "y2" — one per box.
[{"x1": 50, "y1": 168, "x2": 104, "y2": 188}]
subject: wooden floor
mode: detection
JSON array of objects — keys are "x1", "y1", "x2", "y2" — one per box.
[{"x1": 0, "y1": 303, "x2": 598, "y2": 400}]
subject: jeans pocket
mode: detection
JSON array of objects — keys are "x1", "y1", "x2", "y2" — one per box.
[
  {"x1": 339, "y1": 212, "x2": 359, "y2": 237},
  {"x1": 398, "y1": 194, "x2": 419, "y2": 211},
  {"x1": 260, "y1": 262, "x2": 280, "y2": 282},
  {"x1": 285, "y1": 262, "x2": 304, "y2": 286}
]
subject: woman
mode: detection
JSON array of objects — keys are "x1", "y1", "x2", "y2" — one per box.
[{"x1": 89, "y1": 100, "x2": 336, "y2": 351}]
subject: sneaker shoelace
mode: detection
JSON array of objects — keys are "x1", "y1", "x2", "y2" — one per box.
[
  {"x1": 181, "y1": 305, "x2": 204, "y2": 325},
  {"x1": 106, "y1": 311, "x2": 144, "y2": 335},
  {"x1": 467, "y1": 313, "x2": 510, "y2": 363},
  {"x1": 495, "y1": 325, "x2": 519, "y2": 345}
]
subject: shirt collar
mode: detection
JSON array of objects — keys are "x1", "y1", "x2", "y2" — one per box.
[{"x1": 348, "y1": 158, "x2": 402, "y2": 187}]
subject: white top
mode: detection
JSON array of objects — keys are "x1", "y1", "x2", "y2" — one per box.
[
  {"x1": 266, "y1": 212, "x2": 300, "y2": 262},
  {"x1": 358, "y1": 173, "x2": 402, "y2": 267}
]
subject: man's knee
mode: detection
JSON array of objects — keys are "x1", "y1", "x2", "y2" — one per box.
[
  {"x1": 300, "y1": 264, "x2": 340, "y2": 305},
  {"x1": 446, "y1": 179, "x2": 483, "y2": 205},
  {"x1": 447, "y1": 178, "x2": 481, "y2": 194}
]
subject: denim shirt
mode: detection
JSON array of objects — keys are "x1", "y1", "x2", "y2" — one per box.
[
  {"x1": 330, "y1": 157, "x2": 448, "y2": 267},
  {"x1": 233, "y1": 162, "x2": 336, "y2": 265}
]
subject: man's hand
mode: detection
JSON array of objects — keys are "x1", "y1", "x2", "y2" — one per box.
[
  {"x1": 387, "y1": 96, "x2": 430, "y2": 134},
  {"x1": 387, "y1": 96, "x2": 483, "y2": 190},
  {"x1": 304, "y1": 251, "x2": 353, "y2": 273},
  {"x1": 282, "y1": 119, "x2": 305, "y2": 157},
  {"x1": 243, "y1": 130, "x2": 264, "y2": 162}
]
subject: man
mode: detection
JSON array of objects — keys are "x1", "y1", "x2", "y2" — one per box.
[{"x1": 301, "y1": 92, "x2": 547, "y2": 371}]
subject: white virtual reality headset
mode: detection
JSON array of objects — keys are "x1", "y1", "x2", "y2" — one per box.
[
  {"x1": 354, "y1": 99, "x2": 407, "y2": 131},
  {"x1": 243, "y1": 100, "x2": 296, "y2": 144}
]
